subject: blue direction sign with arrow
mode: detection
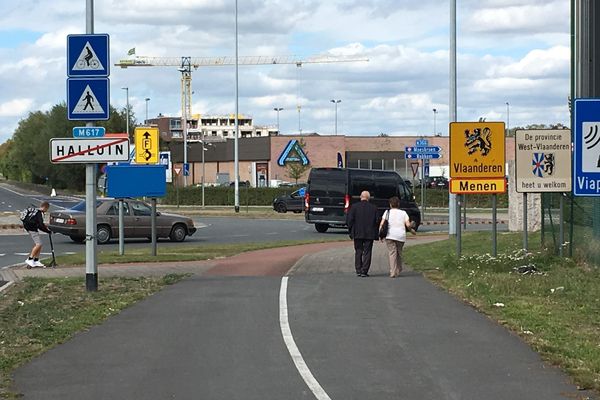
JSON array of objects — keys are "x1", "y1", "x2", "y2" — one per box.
[
  {"x1": 67, "y1": 78, "x2": 110, "y2": 120},
  {"x1": 67, "y1": 34, "x2": 109, "y2": 77},
  {"x1": 405, "y1": 146, "x2": 442, "y2": 153},
  {"x1": 406, "y1": 153, "x2": 442, "y2": 160}
]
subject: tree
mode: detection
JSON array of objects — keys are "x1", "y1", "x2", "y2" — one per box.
[
  {"x1": 0, "y1": 103, "x2": 133, "y2": 190},
  {"x1": 286, "y1": 162, "x2": 310, "y2": 184},
  {"x1": 284, "y1": 139, "x2": 310, "y2": 184}
]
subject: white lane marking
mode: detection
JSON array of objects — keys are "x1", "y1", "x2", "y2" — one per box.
[
  {"x1": 231, "y1": 234, "x2": 250, "y2": 237},
  {"x1": 266, "y1": 232, "x2": 278, "y2": 235},
  {"x1": 0, "y1": 253, "x2": 5, "y2": 257},
  {"x1": 279, "y1": 277, "x2": 332, "y2": 400}
]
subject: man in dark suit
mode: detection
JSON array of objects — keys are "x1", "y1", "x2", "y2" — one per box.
[{"x1": 346, "y1": 190, "x2": 379, "y2": 277}]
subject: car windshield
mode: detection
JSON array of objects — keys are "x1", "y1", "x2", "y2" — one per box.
[{"x1": 69, "y1": 200, "x2": 105, "y2": 211}]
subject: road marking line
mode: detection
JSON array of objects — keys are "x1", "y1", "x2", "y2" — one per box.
[
  {"x1": 0, "y1": 254, "x2": 5, "y2": 257},
  {"x1": 279, "y1": 277, "x2": 332, "y2": 400}
]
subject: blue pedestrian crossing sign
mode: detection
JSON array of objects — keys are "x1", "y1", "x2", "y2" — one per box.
[
  {"x1": 67, "y1": 78, "x2": 110, "y2": 120},
  {"x1": 67, "y1": 34, "x2": 110, "y2": 77}
]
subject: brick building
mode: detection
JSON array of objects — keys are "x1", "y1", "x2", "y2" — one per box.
[{"x1": 168, "y1": 134, "x2": 517, "y2": 187}]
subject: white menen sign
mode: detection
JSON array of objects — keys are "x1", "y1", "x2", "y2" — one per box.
[
  {"x1": 515, "y1": 129, "x2": 572, "y2": 192},
  {"x1": 50, "y1": 138, "x2": 130, "y2": 163}
]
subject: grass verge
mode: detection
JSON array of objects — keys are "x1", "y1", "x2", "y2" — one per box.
[
  {"x1": 47, "y1": 238, "x2": 347, "y2": 266},
  {"x1": 404, "y1": 231, "x2": 600, "y2": 394},
  {"x1": 0, "y1": 274, "x2": 187, "y2": 399}
]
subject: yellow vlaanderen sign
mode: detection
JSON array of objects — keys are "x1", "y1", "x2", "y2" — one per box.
[
  {"x1": 450, "y1": 178, "x2": 507, "y2": 194},
  {"x1": 449, "y1": 122, "x2": 505, "y2": 179},
  {"x1": 134, "y1": 127, "x2": 159, "y2": 164}
]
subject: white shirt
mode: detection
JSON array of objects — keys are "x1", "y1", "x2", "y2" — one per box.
[{"x1": 384, "y1": 208, "x2": 410, "y2": 242}]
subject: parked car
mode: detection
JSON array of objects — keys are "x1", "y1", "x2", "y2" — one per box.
[
  {"x1": 227, "y1": 180, "x2": 251, "y2": 187},
  {"x1": 428, "y1": 176, "x2": 449, "y2": 189},
  {"x1": 273, "y1": 187, "x2": 306, "y2": 213},
  {"x1": 49, "y1": 199, "x2": 197, "y2": 244},
  {"x1": 305, "y1": 168, "x2": 421, "y2": 233}
]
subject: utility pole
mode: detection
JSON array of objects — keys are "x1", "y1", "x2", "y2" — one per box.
[
  {"x1": 85, "y1": 0, "x2": 98, "y2": 291},
  {"x1": 274, "y1": 107, "x2": 283, "y2": 133},
  {"x1": 330, "y1": 99, "x2": 341, "y2": 135}
]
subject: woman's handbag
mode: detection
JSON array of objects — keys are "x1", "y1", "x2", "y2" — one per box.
[{"x1": 379, "y1": 210, "x2": 389, "y2": 240}]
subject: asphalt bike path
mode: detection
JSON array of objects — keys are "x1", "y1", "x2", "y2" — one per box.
[{"x1": 12, "y1": 237, "x2": 594, "y2": 399}]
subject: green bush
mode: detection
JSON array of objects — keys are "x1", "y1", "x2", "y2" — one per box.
[
  {"x1": 162, "y1": 185, "x2": 304, "y2": 206},
  {"x1": 413, "y1": 189, "x2": 508, "y2": 208},
  {"x1": 162, "y1": 185, "x2": 509, "y2": 208}
]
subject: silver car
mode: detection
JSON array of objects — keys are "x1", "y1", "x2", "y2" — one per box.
[{"x1": 49, "y1": 199, "x2": 197, "y2": 244}]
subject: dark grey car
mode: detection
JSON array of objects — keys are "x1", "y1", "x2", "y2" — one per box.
[
  {"x1": 273, "y1": 187, "x2": 306, "y2": 213},
  {"x1": 49, "y1": 199, "x2": 197, "y2": 244}
]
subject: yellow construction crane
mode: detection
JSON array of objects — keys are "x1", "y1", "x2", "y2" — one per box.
[{"x1": 115, "y1": 54, "x2": 368, "y2": 122}]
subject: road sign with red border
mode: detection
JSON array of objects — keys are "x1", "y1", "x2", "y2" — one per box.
[{"x1": 50, "y1": 138, "x2": 130, "y2": 163}]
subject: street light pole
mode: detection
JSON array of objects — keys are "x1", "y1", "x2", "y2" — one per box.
[
  {"x1": 274, "y1": 107, "x2": 283, "y2": 133},
  {"x1": 433, "y1": 108, "x2": 438, "y2": 135},
  {"x1": 121, "y1": 87, "x2": 129, "y2": 136},
  {"x1": 505, "y1": 102, "x2": 510, "y2": 135},
  {"x1": 234, "y1": 0, "x2": 240, "y2": 212},
  {"x1": 202, "y1": 130, "x2": 205, "y2": 209},
  {"x1": 145, "y1": 97, "x2": 150, "y2": 124},
  {"x1": 330, "y1": 99, "x2": 341, "y2": 135}
]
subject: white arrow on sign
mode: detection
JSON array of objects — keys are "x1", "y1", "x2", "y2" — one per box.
[{"x1": 50, "y1": 138, "x2": 130, "y2": 163}]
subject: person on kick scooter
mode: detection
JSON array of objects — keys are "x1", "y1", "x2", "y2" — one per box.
[{"x1": 22, "y1": 201, "x2": 52, "y2": 268}]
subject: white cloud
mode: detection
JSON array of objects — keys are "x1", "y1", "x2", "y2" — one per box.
[
  {"x1": 0, "y1": 1, "x2": 572, "y2": 144},
  {"x1": 464, "y1": 1, "x2": 568, "y2": 34},
  {"x1": 488, "y1": 46, "x2": 569, "y2": 79},
  {"x1": 0, "y1": 99, "x2": 34, "y2": 117}
]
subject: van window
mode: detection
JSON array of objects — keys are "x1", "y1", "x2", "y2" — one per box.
[
  {"x1": 398, "y1": 180, "x2": 412, "y2": 201},
  {"x1": 309, "y1": 169, "x2": 346, "y2": 197},
  {"x1": 375, "y1": 173, "x2": 399, "y2": 200},
  {"x1": 350, "y1": 170, "x2": 376, "y2": 197}
]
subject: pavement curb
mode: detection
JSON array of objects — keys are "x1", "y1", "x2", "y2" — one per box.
[{"x1": 422, "y1": 219, "x2": 508, "y2": 226}]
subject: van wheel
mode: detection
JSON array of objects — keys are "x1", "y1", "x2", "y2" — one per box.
[{"x1": 315, "y1": 223, "x2": 329, "y2": 233}]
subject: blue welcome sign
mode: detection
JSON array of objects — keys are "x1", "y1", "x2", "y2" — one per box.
[{"x1": 277, "y1": 139, "x2": 310, "y2": 166}]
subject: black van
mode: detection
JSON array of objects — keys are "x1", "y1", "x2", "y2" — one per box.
[{"x1": 305, "y1": 168, "x2": 421, "y2": 233}]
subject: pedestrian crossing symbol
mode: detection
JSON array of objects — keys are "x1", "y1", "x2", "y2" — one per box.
[
  {"x1": 67, "y1": 78, "x2": 110, "y2": 120},
  {"x1": 72, "y1": 85, "x2": 105, "y2": 114},
  {"x1": 71, "y1": 41, "x2": 105, "y2": 72}
]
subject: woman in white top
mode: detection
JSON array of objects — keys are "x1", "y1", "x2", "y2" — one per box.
[{"x1": 379, "y1": 196, "x2": 416, "y2": 278}]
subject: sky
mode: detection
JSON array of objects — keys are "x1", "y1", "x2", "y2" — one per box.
[{"x1": 0, "y1": 0, "x2": 571, "y2": 144}]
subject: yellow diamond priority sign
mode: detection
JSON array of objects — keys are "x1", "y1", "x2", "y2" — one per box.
[{"x1": 134, "y1": 127, "x2": 159, "y2": 164}]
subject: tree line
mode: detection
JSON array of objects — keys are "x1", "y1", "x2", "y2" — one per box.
[{"x1": 0, "y1": 103, "x2": 134, "y2": 191}]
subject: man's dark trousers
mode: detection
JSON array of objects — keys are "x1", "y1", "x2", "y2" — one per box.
[{"x1": 354, "y1": 238, "x2": 374, "y2": 275}]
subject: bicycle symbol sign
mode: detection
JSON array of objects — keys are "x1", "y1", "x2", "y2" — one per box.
[{"x1": 67, "y1": 34, "x2": 109, "y2": 77}]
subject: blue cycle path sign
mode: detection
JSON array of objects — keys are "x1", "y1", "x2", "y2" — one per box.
[
  {"x1": 574, "y1": 98, "x2": 600, "y2": 196},
  {"x1": 67, "y1": 34, "x2": 110, "y2": 77}
]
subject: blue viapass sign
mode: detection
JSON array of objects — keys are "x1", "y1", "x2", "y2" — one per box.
[{"x1": 574, "y1": 99, "x2": 600, "y2": 196}]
